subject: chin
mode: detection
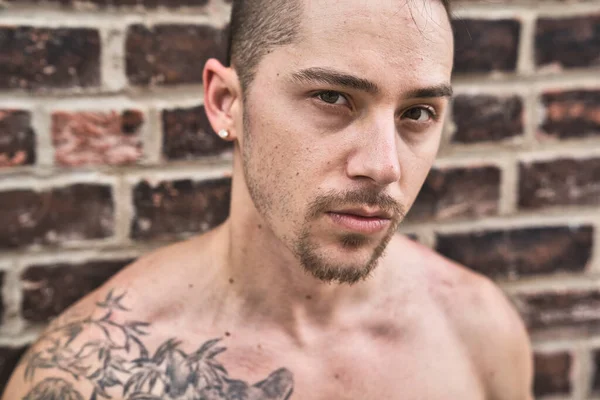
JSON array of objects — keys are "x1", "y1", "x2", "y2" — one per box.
[{"x1": 295, "y1": 237, "x2": 385, "y2": 285}]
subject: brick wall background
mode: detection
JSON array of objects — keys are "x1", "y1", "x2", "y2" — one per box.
[{"x1": 0, "y1": 0, "x2": 598, "y2": 398}]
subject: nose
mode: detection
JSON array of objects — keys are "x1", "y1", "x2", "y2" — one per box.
[{"x1": 345, "y1": 116, "x2": 401, "y2": 186}]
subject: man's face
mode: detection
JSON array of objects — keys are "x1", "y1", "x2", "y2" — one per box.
[{"x1": 237, "y1": 0, "x2": 454, "y2": 284}]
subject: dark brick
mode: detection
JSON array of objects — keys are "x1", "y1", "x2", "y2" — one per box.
[
  {"x1": 131, "y1": 177, "x2": 231, "y2": 240},
  {"x1": 591, "y1": 350, "x2": 600, "y2": 393},
  {"x1": 126, "y1": 24, "x2": 227, "y2": 86},
  {"x1": 535, "y1": 15, "x2": 600, "y2": 70},
  {"x1": 0, "y1": 272, "x2": 4, "y2": 323},
  {"x1": 534, "y1": 352, "x2": 572, "y2": 396},
  {"x1": 0, "y1": 346, "x2": 27, "y2": 394},
  {"x1": 436, "y1": 225, "x2": 593, "y2": 279},
  {"x1": 452, "y1": 19, "x2": 521, "y2": 74},
  {"x1": 21, "y1": 259, "x2": 132, "y2": 322},
  {"x1": 517, "y1": 289, "x2": 600, "y2": 332},
  {"x1": 519, "y1": 158, "x2": 600, "y2": 209},
  {"x1": 452, "y1": 95, "x2": 524, "y2": 143},
  {"x1": 52, "y1": 110, "x2": 144, "y2": 166},
  {"x1": 0, "y1": 110, "x2": 35, "y2": 167},
  {"x1": 0, "y1": 184, "x2": 114, "y2": 249},
  {"x1": 5, "y1": 0, "x2": 208, "y2": 6},
  {"x1": 406, "y1": 166, "x2": 500, "y2": 222},
  {"x1": 539, "y1": 90, "x2": 600, "y2": 140},
  {"x1": 0, "y1": 27, "x2": 100, "y2": 90},
  {"x1": 162, "y1": 105, "x2": 232, "y2": 160}
]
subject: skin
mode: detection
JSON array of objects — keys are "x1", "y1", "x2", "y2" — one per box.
[{"x1": 3, "y1": 0, "x2": 534, "y2": 399}]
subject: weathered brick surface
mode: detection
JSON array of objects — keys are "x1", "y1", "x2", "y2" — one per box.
[
  {"x1": 0, "y1": 272, "x2": 4, "y2": 323},
  {"x1": 0, "y1": 27, "x2": 100, "y2": 90},
  {"x1": 436, "y1": 225, "x2": 593, "y2": 279},
  {"x1": 452, "y1": 19, "x2": 521, "y2": 74},
  {"x1": 21, "y1": 259, "x2": 133, "y2": 322},
  {"x1": 591, "y1": 350, "x2": 600, "y2": 393},
  {"x1": 452, "y1": 95, "x2": 524, "y2": 143},
  {"x1": 539, "y1": 89, "x2": 600, "y2": 140},
  {"x1": 0, "y1": 184, "x2": 114, "y2": 249},
  {"x1": 517, "y1": 289, "x2": 600, "y2": 332},
  {"x1": 162, "y1": 105, "x2": 232, "y2": 160},
  {"x1": 126, "y1": 24, "x2": 227, "y2": 86},
  {"x1": 535, "y1": 15, "x2": 600, "y2": 70},
  {"x1": 131, "y1": 178, "x2": 231, "y2": 240},
  {"x1": 5, "y1": 0, "x2": 208, "y2": 6},
  {"x1": 52, "y1": 110, "x2": 144, "y2": 167},
  {"x1": 534, "y1": 352, "x2": 572, "y2": 396},
  {"x1": 0, "y1": 346, "x2": 27, "y2": 394},
  {"x1": 406, "y1": 166, "x2": 500, "y2": 222},
  {"x1": 519, "y1": 158, "x2": 600, "y2": 209},
  {"x1": 0, "y1": 110, "x2": 36, "y2": 167}
]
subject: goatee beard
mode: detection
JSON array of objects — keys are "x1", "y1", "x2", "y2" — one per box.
[{"x1": 293, "y1": 189, "x2": 405, "y2": 285}]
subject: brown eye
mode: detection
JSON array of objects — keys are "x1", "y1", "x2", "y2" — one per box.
[
  {"x1": 403, "y1": 107, "x2": 434, "y2": 122},
  {"x1": 317, "y1": 91, "x2": 348, "y2": 105}
]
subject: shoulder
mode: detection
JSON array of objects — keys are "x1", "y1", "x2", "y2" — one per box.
[
  {"x1": 3, "y1": 232, "x2": 221, "y2": 400},
  {"x1": 412, "y1": 241, "x2": 534, "y2": 400},
  {"x1": 2, "y1": 290, "x2": 135, "y2": 400}
]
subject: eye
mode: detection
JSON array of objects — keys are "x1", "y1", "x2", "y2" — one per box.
[
  {"x1": 316, "y1": 91, "x2": 349, "y2": 106},
  {"x1": 402, "y1": 106, "x2": 436, "y2": 122}
]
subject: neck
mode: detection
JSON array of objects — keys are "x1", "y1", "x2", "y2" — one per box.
[{"x1": 207, "y1": 159, "x2": 386, "y2": 340}]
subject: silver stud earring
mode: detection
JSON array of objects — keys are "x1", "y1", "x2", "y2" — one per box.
[{"x1": 218, "y1": 129, "x2": 230, "y2": 140}]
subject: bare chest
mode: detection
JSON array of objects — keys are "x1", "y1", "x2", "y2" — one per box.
[{"x1": 189, "y1": 327, "x2": 486, "y2": 400}]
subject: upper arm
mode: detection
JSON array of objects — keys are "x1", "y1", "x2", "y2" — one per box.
[
  {"x1": 464, "y1": 278, "x2": 534, "y2": 400},
  {"x1": 2, "y1": 289, "x2": 138, "y2": 400},
  {"x1": 3, "y1": 360, "x2": 90, "y2": 400}
]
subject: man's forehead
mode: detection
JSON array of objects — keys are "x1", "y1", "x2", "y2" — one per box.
[
  {"x1": 274, "y1": 0, "x2": 453, "y2": 90},
  {"x1": 300, "y1": 0, "x2": 450, "y2": 28}
]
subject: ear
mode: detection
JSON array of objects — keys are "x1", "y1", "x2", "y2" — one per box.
[{"x1": 203, "y1": 58, "x2": 242, "y2": 140}]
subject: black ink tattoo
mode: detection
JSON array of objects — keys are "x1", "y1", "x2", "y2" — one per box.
[{"x1": 23, "y1": 290, "x2": 294, "y2": 400}]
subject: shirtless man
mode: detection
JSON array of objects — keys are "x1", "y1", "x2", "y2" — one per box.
[{"x1": 3, "y1": 0, "x2": 533, "y2": 398}]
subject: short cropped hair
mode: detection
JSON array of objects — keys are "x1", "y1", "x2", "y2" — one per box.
[{"x1": 226, "y1": 0, "x2": 451, "y2": 95}]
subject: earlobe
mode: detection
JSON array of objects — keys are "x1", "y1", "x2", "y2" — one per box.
[{"x1": 203, "y1": 58, "x2": 240, "y2": 140}]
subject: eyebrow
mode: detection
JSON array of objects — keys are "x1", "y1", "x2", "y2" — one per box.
[
  {"x1": 288, "y1": 67, "x2": 453, "y2": 99},
  {"x1": 405, "y1": 84, "x2": 453, "y2": 99},
  {"x1": 289, "y1": 67, "x2": 380, "y2": 94}
]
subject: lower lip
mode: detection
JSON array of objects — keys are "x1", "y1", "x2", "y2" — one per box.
[{"x1": 327, "y1": 212, "x2": 391, "y2": 234}]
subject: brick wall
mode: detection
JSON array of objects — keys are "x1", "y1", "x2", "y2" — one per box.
[{"x1": 0, "y1": 0, "x2": 598, "y2": 398}]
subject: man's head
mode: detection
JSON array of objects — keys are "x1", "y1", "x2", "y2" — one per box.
[{"x1": 204, "y1": 0, "x2": 454, "y2": 284}]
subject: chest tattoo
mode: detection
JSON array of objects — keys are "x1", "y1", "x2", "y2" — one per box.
[{"x1": 22, "y1": 290, "x2": 294, "y2": 400}]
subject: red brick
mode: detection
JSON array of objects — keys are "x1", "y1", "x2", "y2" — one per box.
[
  {"x1": 126, "y1": 24, "x2": 227, "y2": 86},
  {"x1": 535, "y1": 15, "x2": 600, "y2": 70},
  {"x1": 5, "y1": 0, "x2": 208, "y2": 5},
  {"x1": 0, "y1": 110, "x2": 35, "y2": 167},
  {"x1": 131, "y1": 178, "x2": 231, "y2": 240},
  {"x1": 21, "y1": 259, "x2": 133, "y2": 322},
  {"x1": 539, "y1": 90, "x2": 600, "y2": 140},
  {"x1": 516, "y1": 289, "x2": 600, "y2": 332},
  {"x1": 407, "y1": 166, "x2": 500, "y2": 222},
  {"x1": 436, "y1": 225, "x2": 593, "y2": 279},
  {"x1": 0, "y1": 184, "x2": 114, "y2": 249},
  {"x1": 452, "y1": 94, "x2": 524, "y2": 143},
  {"x1": 0, "y1": 346, "x2": 27, "y2": 394},
  {"x1": 452, "y1": 19, "x2": 520, "y2": 74},
  {"x1": 0, "y1": 27, "x2": 100, "y2": 90},
  {"x1": 52, "y1": 110, "x2": 144, "y2": 167},
  {"x1": 162, "y1": 105, "x2": 232, "y2": 160},
  {"x1": 534, "y1": 352, "x2": 572, "y2": 396},
  {"x1": 519, "y1": 158, "x2": 600, "y2": 209}
]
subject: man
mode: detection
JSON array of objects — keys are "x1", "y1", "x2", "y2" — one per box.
[{"x1": 3, "y1": 0, "x2": 533, "y2": 398}]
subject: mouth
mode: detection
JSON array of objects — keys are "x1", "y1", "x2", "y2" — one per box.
[{"x1": 326, "y1": 208, "x2": 392, "y2": 234}]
